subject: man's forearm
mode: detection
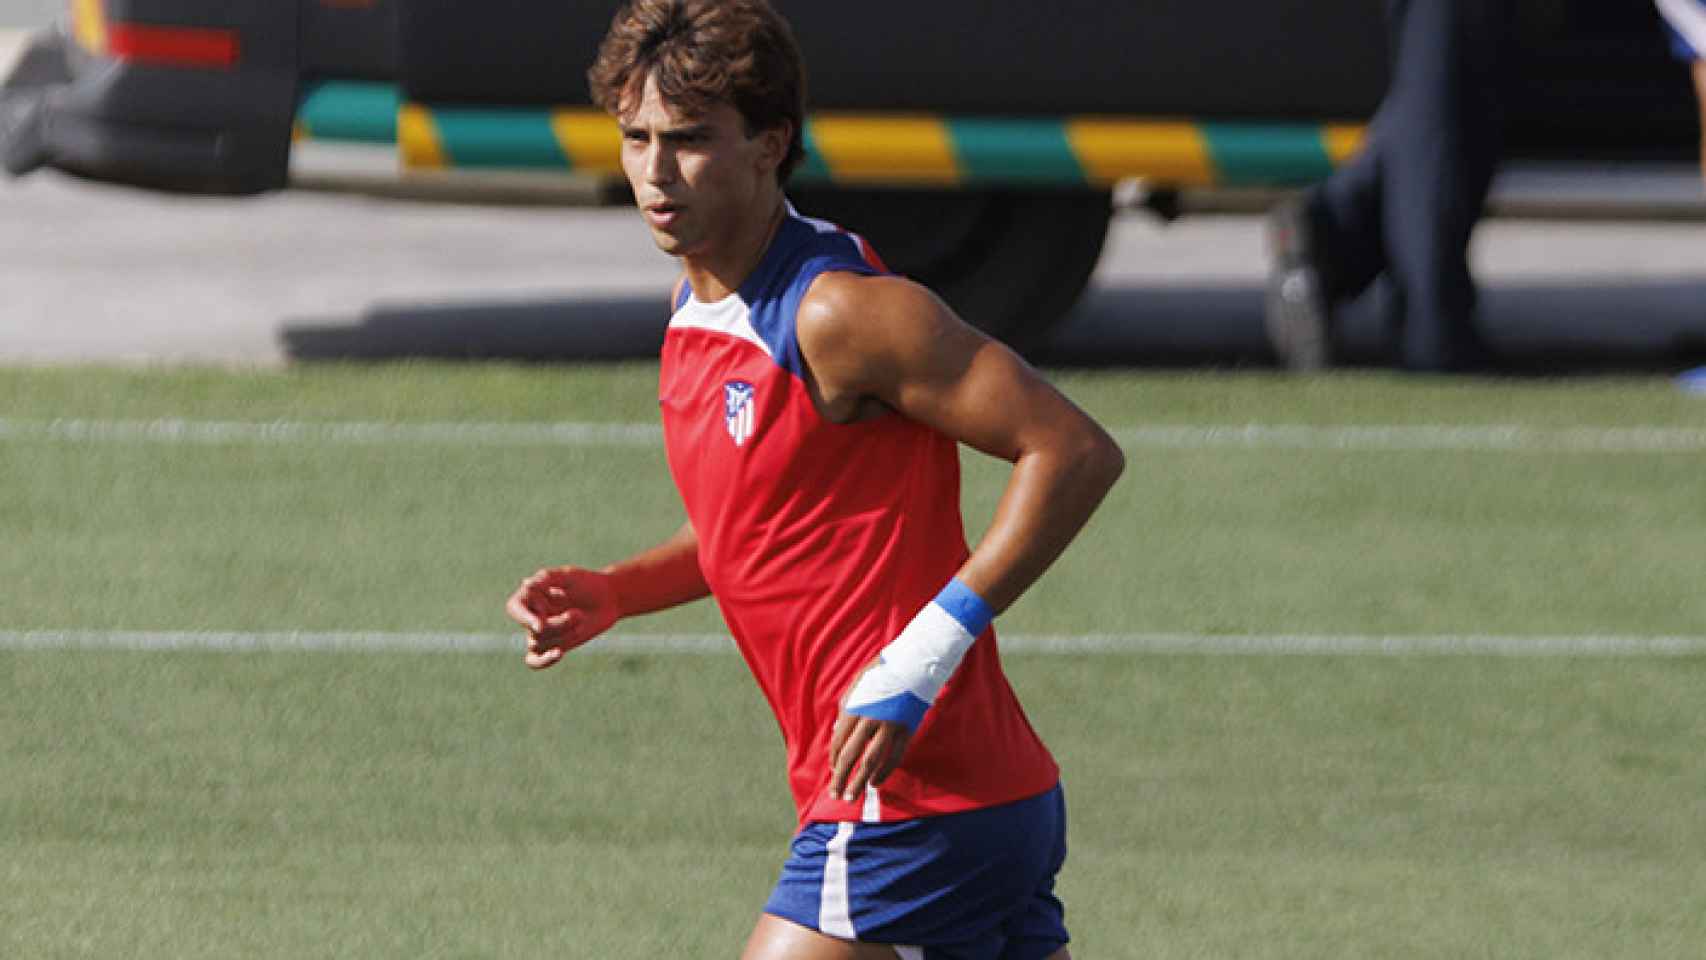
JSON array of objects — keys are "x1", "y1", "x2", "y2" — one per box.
[
  {"x1": 957, "y1": 427, "x2": 1125, "y2": 614},
  {"x1": 843, "y1": 426, "x2": 1122, "y2": 732},
  {"x1": 603, "y1": 522, "x2": 711, "y2": 618}
]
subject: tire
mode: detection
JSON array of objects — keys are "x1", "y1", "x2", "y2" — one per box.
[{"x1": 788, "y1": 187, "x2": 1112, "y2": 354}]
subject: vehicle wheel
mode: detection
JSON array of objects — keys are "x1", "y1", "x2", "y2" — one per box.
[{"x1": 788, "y1": 187, "x2": 1112, "y2": 354}]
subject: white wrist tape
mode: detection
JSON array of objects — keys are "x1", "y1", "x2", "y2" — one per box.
[{"x1": 844, "y1": 579, "x2": 994, "y2": 731}]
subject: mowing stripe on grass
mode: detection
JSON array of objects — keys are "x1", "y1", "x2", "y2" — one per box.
[
  {"x1": 5, "y1": 631, "x2": 1705, "y2": 656},
  {"x1": 5, "y1": 418, "x2": 1706, "y2": 453}
]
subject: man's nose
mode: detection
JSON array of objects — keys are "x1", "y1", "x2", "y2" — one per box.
[{"x1": 645, "y1": 143, "x2": 678, "y2": 185}]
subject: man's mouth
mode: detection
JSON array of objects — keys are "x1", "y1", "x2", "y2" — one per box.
[{"x1": 644, "y1": 201, "x2": 683, "y2": 228}]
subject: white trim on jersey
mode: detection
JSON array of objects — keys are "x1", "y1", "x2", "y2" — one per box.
[
  {"x1": 894, "y1": 946, "x2": 926, "y2": 960},
  {"x1": 1658, "y1": 0, "x2": 1706, "y2": 57},
  {"x1": 784, "y1": 200, "x2": 837, "y2": 235},
  {"x1": 786, "y1": 200, "x2": 879, "y2": 264},
  {"x1": 819, "y1": 822, "x2": 858, "y2": 939},
  {"x1": 669, "y1": 294, "x2": 774, "y2": 358}
]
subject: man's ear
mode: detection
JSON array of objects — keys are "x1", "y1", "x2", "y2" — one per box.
[{"x1": 755, "y1": 120, "x2": 793, "y2": 177}]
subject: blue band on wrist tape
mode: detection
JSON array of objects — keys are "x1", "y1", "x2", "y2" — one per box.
[
  {"x1": 846, "y1": 690, "x2": 931, "y2": 730},
  {"x1": 934, "y1": 578, "x2": 994, "y2": 637}
]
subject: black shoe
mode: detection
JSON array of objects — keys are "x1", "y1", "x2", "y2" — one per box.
[{"x1": 1264, "y1": 196, "x2": 1335, "y2": 372}]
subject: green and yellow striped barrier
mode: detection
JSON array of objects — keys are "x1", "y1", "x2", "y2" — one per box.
[
  {"x1": 295, "y1": 81, "x2": 400, "y2": 145},
  {"x1": 296, "y1": 81, "x2": 1365, "y2": 188}
]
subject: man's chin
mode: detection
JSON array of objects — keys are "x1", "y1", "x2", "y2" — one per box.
[{"x1": 648, "y1": 229, "x2": 697, "y2": 258}]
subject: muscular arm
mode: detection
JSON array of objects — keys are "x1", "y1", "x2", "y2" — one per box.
[
  {"x1": 800, "y1": 273, "x2": 1125, "y2": 612},
  {"x1": 801, "y1": 273, "x2": 1124, "y2": 799},
  {"x1": 507, "y1": 521, "x2": 709, "y2": 669}
]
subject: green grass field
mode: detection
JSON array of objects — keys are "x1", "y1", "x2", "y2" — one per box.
[{"x1": 4, "y1": 364, "x2": 1706, "y2": 958}]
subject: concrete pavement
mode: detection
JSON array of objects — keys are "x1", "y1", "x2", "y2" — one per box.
[
  {"x1": 3, "y1": 12, "x2": 1703, "y2": 369},
  {"x1": 0, "y1": 1, "x2": 58, "y2": 29},
  {"x1": 3, "y1": 168, "x2": 1704, "y2": 368}
]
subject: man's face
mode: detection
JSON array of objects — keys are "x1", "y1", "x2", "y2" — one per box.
[{"x1": 617, "y1": 72, "x2": 784, "y2": 260}]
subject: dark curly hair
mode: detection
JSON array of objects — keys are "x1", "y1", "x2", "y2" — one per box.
[{"x1": 588, "y1": 0, "x2": 808, "y2": 183}]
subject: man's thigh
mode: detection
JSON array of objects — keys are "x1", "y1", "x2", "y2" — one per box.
[
  {"x1": 741, "y1": 915, "x2": 1072, "y2": 960},
  {"x1": 741, "y1": 914, "x2": 903, "y2": 960}
]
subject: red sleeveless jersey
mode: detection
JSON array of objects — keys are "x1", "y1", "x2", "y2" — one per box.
[{"x1": 657, "y1": 207, "x2": 1058, "y2": 825}]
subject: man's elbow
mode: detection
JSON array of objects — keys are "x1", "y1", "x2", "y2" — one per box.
[{"x1": 1068, "y1": 424, "x2": 1125, "y2": 500}]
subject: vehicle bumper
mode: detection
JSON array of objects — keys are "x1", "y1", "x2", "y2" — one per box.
[{"x1": 1, "y1": 27, "x2": 291, "y2": 193}]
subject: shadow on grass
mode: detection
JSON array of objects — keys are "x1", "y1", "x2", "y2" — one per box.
[
  {"x1": 281, "y1": 278, "x2": 1706, "y2": 375},
  {"x1": 281, "y1": 294, "x2": 669, "y2": 362},
  {"x1": 1040, "y1": 279, "x2": 1706, "y2": 374}
]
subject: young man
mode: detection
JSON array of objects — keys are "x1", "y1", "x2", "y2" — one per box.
[{"x1": 506, "y1": 2, "x2": 1123, "y2": 957}]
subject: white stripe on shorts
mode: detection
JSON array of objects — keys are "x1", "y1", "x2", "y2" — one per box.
[
  {"x1": 894, "y1": 946, "x2": 926, "y2": 960},
  {"x1": 820, "y1": 822, "x2": 857, "y2": 939}
]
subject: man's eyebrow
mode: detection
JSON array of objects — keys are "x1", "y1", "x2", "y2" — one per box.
[
  {"x1": 659, "y1": 122, "x2": 714, "y2": 138},
  {"x1": 619, "y1": 120, "x2": 713, "y2": 137}
]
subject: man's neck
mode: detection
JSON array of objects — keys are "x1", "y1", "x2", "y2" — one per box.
[{"x1": 681, "y1": 194, "x2": 787, "y2": 302}]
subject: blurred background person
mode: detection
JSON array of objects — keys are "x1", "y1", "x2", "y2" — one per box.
[
  {"x1": 1265, "y1": 0, "x2": 1516, "y2": 374},
  {"x1": 1657, "y1": 0, "x2": 1706, "y2": 183}
]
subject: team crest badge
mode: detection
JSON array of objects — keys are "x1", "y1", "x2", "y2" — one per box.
[{"x1": 723, "y1": 380, "x2": 756, "y2": 447}]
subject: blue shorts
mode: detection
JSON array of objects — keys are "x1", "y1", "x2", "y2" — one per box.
[{"x1": 764, "y1": 784, "x2": 1069, "y2": 960}]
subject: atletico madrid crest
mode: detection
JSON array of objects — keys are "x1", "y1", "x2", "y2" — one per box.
[{"x1": 723, "y1": 380, "x2": 756, "y2": 447}]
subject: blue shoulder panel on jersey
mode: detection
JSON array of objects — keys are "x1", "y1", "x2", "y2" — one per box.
[
  {"x1": 1668, "y1": 21, "x2": 1702, "y2": 60},
  {"x1": 1661, "y1": 0, "x2": 1706, "y2": 60},
  {"x1": 741, "y1": 214, "x2": 884, "y2": 379}
]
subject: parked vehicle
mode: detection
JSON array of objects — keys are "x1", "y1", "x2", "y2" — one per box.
[{"x1": 2, "y1": 1, "x2": 1695, "y2": 344}]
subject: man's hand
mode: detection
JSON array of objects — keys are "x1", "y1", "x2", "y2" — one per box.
[
  {"x1": 505, "y1": 566, "x2": 620, "y2": 670},
  {"x1": 826, "y1": 659, "x2": 915, "y2": 802}
]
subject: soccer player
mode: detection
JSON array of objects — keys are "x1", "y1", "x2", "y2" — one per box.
[{"x1": 506, "y1": 2, "x2": 1124, "y2": 957}]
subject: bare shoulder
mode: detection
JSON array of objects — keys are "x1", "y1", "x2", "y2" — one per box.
[
  {"x1": 797, "y1": 272, "x2": 981, "y2": 387},
  {"x1": 796, "y1": 272, "x2": 929, "y2": 350}
]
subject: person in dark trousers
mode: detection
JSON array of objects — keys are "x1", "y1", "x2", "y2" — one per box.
[
  {"x1": 1656, "y1": 0, "x2": 1706, "y2": 183},
  {"x1": 1266, "y1": 0, "x2": 1515, "y2": 373}
]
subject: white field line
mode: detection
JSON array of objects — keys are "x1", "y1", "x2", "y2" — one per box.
[
  {"x1": 1112, "y1": 424, "x2": 1706, "y2": 453},
  {"x1": 0, "y1": 631, "x2": 728, "y2": 654},
  {"x1": 4, "y1": 631, "x2": 1705, "y2": 657},
  {"x1": 5, "y1": 418, "x2": 1706, "y2": 453}
]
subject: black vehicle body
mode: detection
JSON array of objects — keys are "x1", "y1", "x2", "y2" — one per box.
[{"x1": 2, "y1": 1, "x2": 1696, "y2": 344}]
